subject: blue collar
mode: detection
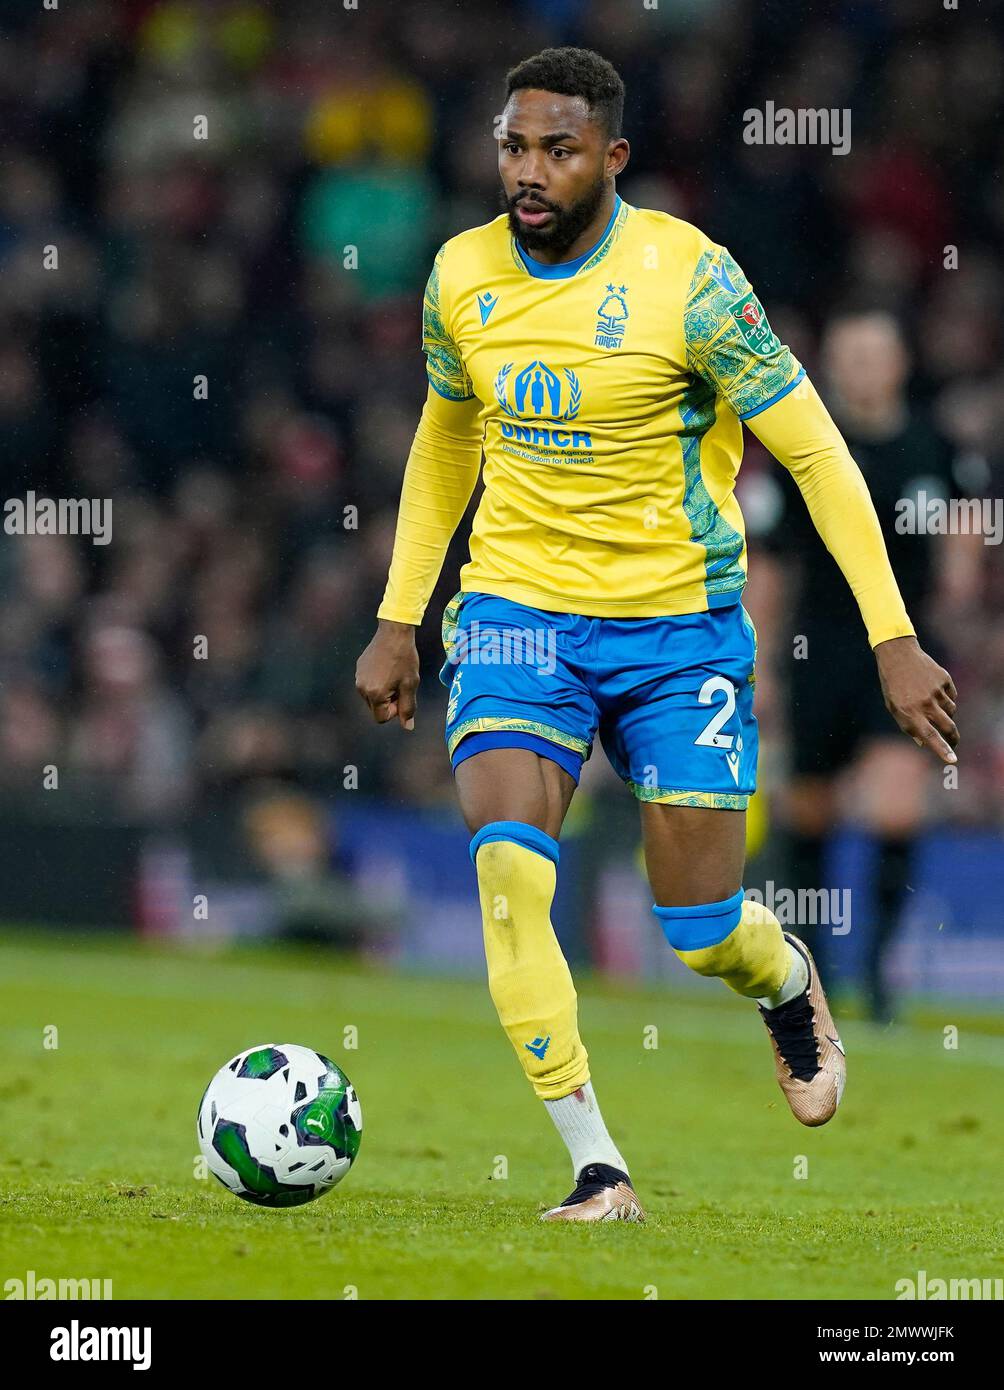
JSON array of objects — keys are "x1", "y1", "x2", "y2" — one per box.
[{"x1": 515, "y1": 194, "x2": 622, "y2": 279}]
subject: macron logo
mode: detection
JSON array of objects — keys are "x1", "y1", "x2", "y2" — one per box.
[
  {"x1": 478, "y1": 291, "x2": 499, "y2": 326},
  {"x1": 707, "y1": 256, "x2": 737, "y2": 296},
  {"x1": 524, "y1": 1035, "x2": 551, "y2": 1060}
]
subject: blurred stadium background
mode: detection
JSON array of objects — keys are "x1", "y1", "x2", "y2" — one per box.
[{"x1": 2, "y1": 0, "x2": 1003, "y2": 1009}]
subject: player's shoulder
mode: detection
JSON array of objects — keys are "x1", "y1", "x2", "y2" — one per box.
[
  {"x1": 624, "y1": 205, "x2": 735, "y2": 294},
  {"x1": 626, "y1": 205, "x2": 719, "y2": 259},
  {"x1": 432, "y1": 215, "x2": 512, "y2": 284}
]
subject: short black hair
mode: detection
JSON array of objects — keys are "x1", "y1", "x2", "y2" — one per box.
[{"x1": 505, "y1": 47, "x2": 625, "y2": 142}]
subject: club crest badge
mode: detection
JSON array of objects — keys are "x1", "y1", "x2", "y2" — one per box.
[{"x1": 595, "y1": 283, "x2": 629, "y2": 349}]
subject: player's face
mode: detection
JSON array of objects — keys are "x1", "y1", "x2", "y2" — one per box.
[{"x1": 497, "y1": 90, "x2": 625, "y2": 257}]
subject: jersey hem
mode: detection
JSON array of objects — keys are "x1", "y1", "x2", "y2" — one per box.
[{"x1": 457, "y1": 577, "x2": 745, "y2": 618}]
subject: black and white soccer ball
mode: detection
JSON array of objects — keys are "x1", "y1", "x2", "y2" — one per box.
[{"x1": 197, "y1": 1043, "x2": 362, "y2": 1207}]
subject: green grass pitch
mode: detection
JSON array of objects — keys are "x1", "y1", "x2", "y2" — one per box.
[{"x1": 1, "y1": 929, "x2": 1002, "y2": 1300}]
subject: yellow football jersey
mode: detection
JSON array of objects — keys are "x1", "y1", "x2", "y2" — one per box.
[
  {"x1": 377, "y1": 195, "x2": 915, "y2": 648},
  {"x1": 417, "y1": 194, "x2": 802, "y2": 617}
]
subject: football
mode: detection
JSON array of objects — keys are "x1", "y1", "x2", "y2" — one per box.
[{"x1": 197, "y1": 1044, "x2": 362, "y2": 1207}]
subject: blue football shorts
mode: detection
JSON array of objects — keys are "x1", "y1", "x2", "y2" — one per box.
[{"x1": 437, "y1": 589, "x2": 759, "y2": 809}]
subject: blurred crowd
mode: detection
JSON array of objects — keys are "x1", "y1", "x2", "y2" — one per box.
[{"x1": 1, "y1": 0, "x2": 1003, "y2": 827}]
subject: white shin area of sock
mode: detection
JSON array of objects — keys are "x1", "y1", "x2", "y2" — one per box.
[
  {"x1": 758, "y1": 941, "x2": 810, "y2": 1010},
  {"x1": 544, "y1": 1080, "x2": 627, "y2": 1178}
]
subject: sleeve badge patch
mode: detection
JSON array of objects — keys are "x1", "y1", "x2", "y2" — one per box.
[{"x1": 729, "y1": 294, "x2": 781, "y2": 356}]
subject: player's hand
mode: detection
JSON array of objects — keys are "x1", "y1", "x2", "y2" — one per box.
[
  {"x1": 874, "y1": 635, "x2": 958, "y2": 764},
  {"x1": 355, "y1": 621, "x2": 420, "y2": 730}
]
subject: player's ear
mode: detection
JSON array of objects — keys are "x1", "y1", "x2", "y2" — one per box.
[{"x1": 607, "y1": 138, "x2": 630, "y2": 178}]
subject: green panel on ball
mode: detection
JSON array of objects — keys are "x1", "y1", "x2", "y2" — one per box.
[
  {"x1": 337, "y1": 1089, "x2": 362, "y2": 1161},
  {"x1": 237, "y1": 1046, "x2": 288, "y2": 1080},
  {"x1": 293, "y1": 1062, "x2": 361, "y2": 1161},
  {"x1": 294, "y1": 1084, "x2": 345, "y2": 1146},
  {"x1": 212, "y1": 1121, "x2": 312, "y2": 1206}
]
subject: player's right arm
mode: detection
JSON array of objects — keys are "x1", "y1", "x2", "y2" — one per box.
[{"x1": 355, "y1": 244, "x2": 484, "y2": 730}]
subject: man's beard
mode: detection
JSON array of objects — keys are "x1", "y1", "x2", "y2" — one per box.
[{"x1": 502, "y1": 175, "x2": 609, "y2": 258}]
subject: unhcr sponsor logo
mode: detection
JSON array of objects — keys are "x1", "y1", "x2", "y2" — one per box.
[{"x1": 499, "y1": 421, "x2": 593, "y2": 449}]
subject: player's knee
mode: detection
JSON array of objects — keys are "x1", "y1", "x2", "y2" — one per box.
[
  {"x1": 470, "y1": 820, "x2": 559, "y2": 888},
  {"x1": 652, "y1": 889, "x2": 745, "y2": 976}
]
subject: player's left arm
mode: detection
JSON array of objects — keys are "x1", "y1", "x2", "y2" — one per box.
[
  {"x1": 684, "y1": 244, "x2": 957, "y2": 764},
  {"x1": 747, "y1": 383, "x2": 958, "y2": 764}
]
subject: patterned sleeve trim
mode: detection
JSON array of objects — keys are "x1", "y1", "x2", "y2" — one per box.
[
  {"x1": 684, "y1": 246, "x2": 801, "y2": 419},
  {"x1": 423, "y1": 243, "x2": 475, "y2": 402}
]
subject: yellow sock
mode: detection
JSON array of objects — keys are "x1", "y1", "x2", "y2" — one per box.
[
  {"x1": 474, "y1": 833, "x2": 589, "y2": 1101},
  {"x1": 675, "y1": 899, "x2": 789, "y2": 998}
]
